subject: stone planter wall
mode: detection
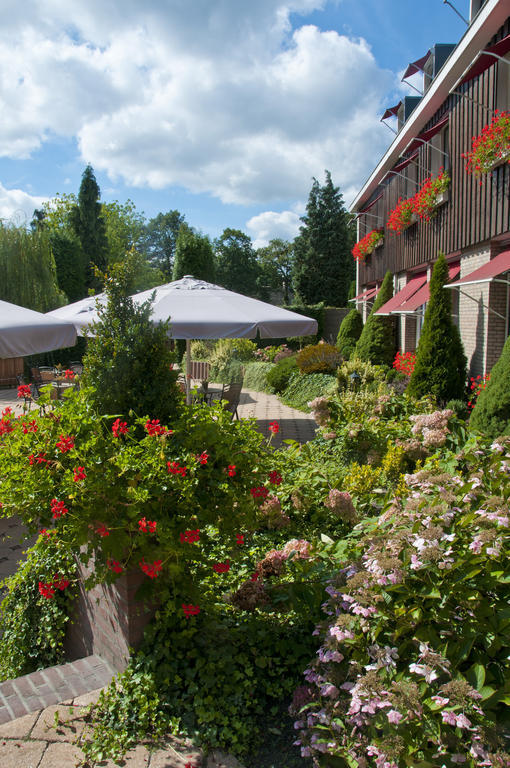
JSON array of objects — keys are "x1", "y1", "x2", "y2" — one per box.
[{"x1": 65, "y1": 555, "x2": 156, "y2": 672}]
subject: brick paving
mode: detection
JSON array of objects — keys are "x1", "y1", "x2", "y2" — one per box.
[{"x1": 237, "y1": 387, "x2": 317, "y2": 447}]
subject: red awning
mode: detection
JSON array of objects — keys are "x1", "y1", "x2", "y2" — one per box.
[
  {"x1": 395, "y1": 264, "x2": 461, "y2": 313},
  {"x1": 382, "y1": 151, "x2": 419, "y2": 183},
  {"x1": 402, "y1": 51, "x2": 431, "y2": 81},
  {"x1": 381, "y1": 102, "x2": 401, "y2": 121},
  {"x1": 447, "y1": 250, "x2": 510, "y2": 288},
  {"x1": 350, "y1": 287, "x2": 378, "y2": 303},
  {"x1": 375, "y1": 274, "x2": 427, "y2": 315},
  {"x1": 458, "y1": 34, "x2": 510, "y2": 88},
  {"x1": 359, "y1": 193, "x2": 383, "y2": 214},
  {"x1": 406, "y1": 114, "x2": 450, "y2": 154}
]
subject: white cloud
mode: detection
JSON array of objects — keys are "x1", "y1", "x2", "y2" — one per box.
[
  {"x1": 247, "y1": 209, "x2": 303, "y2": 248},
  {"x1": 0, "y1": 183, "x2": 46, "y2": 225},
  {"x1": 0, "y1": 0, "x2": 393, "y2": 206}
]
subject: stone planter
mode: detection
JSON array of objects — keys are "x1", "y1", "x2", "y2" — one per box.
[
  {"x1": 488, "y1": 151, "x2": 510, "y2": 172},
  {"x1": 374, "y1": 236, "x2": 384, "y2": 250},
  {"x1": 433, "y1": 189, "x2": 449, "y2": 207},
  {"x1": 65, "y1": 553, "x2": 157, "y2": 672}
]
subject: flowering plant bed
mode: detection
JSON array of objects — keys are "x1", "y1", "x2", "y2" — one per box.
[
  {"x1": 393, "y1": 349, "x2": 416, "y2": 376},
  {"x1": 352, "y1": 230, "x2": 384, "y2": 262},
  {"x1": 462, "y1": 110, "x2": 510, "y2": 177},
  {"x1": 413, "y1": 170, "x2": 450, "y2": 221},
  {"x1": 387, "y1": 196, "x2": 416, "y2": 234},
  {"x1": 467, "y1": 372, "x2": 490, "y2": 410}
]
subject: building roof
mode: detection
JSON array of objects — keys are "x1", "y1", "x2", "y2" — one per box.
[{"x1": 350, "y1": 0, "x2": 509, "y2": 213}]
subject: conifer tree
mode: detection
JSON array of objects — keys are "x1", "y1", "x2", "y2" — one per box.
[
  {"x1": 469, "y1": 336, "x2": 510, "y2": 437},
  {"x1": 354, "y1": 271, "x2": 396, "y2": 366},
  {"x1": 172, "y1": 224, "x2": 215, "y2": 283},
  {"x1": 337, "y1": 309, "x2": 363, "y2": 359},
  {"x1": 292, "y1": 171, "x2": 354, "y2": 307},
  {"x1": 407, "y1": 253, "x2": 467, "y2": 403},
  {"x1": 70, "y1": 165, "x2": 109, "y2": 289}
]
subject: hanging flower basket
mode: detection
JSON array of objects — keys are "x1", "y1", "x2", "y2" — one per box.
[
  {"x1": 413, "y1": 170, "x2": 451, "y2": 221},
  {"x1": 387, "y1": 197, "x2": 416, "y2": 234},
  {"x1": 462, "y1": 110, "x2": 510, "y2": 177},
  {"x1": 352, "y1": 229, "x2": 384, "y2": 262}
]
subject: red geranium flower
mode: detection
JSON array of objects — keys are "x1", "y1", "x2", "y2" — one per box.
[
  {"x1": 56, "y1": 434, "x2": 75, "y2": 453},
  {"x1": 138, "y1": 517, "x2": 157, "y2": 533},
  {"x1": 180, "y1": 529, "x2": 200, "y2": 544},
  {"x1": 250, "y1": 571, "x2": 259, "y2": 581},
  {"x1": 17, "y1": 384, "x2": 32, "y2": 399},
  {"x1": 140, "y1": 559, "x2": 163, "y2": 579},
  {"x1": 38, "y1": 581, "x2": 55, "y2": 599},
  {"x1": 196, "y1": 452, "x2": 209, "y2": 465},
  {"x1": 51, "y1": 498, "x2": 69, "y2": 519},
  {"x1": 73, "y1": 466, "x2": 86, "y2": 482},
  {"x1": 182, "y1": 603, "x2": 200, "y2": 618},
  {"x1": 96, "y1": 523, "x2": 110, "y2": 537},
  {"x1": 268, "y1": 470, "x2": 282, "y2": 485},
  {"x1": 22, "y1": 420, "x2": 38, "y2": 434},
  {"x1": 212, "y1": 560, "x2": 230, "y2": 574},
  {"x1": 236, "y1": 534, "x2": 244, "y2": 545},
  {"x1": 227, "y1": 465, "x2": 236, "y2": 477},
  {"x1": 112, "y1": 418, "x2": 128, "y2": 438},
  {"x1": 63, "y1": 369, "x2": 75, "y2": 379},
  {"x1": 145, "y1": 419, "x2": 170, "y2": 436},
  {"x1": 269, "y1": 421, "x2": 279, "y2": 434},
  {"x1": 250, "y1": 486, "x2": 269, "y2": 499},
  {"x1": 107, "y1": 559, "x2": 123, "y2": 574},
  {"x1": 53, "y1": 576, "x2": 70, "y2": 590},
  {"x1": 167, "y1": 461, "x2": 187, "y2": 476}
]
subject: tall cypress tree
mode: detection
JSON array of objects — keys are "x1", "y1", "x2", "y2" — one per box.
[
  {"x1": 292, "y1": 171, "x2": 354, "y2": 307},
  {"x1": 470, "y1": 335, "x2": 510, "y2": 437},
  {"x1": 172, "y1": 224, "x2": 215, "y2": 283},
  {"x1": 70, "y1": 165, "x2": 109, "y2": 289},
  {"x1": 354, "y1": 271, "x2": 396, "y2": 367},
  {"x1": 407, "y1": 253, "x2": 467, "y2": 403}
]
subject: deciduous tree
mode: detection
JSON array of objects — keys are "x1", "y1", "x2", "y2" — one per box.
[
  {"x1": 172, "y1": 224, "x2": 215, "y2": 283},
  {"x1": 215, "y1": 228, "x2": 261, "y2": 298}
]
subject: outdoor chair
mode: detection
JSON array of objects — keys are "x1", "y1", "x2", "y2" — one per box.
[{"x1": 218, "y1": 380, "x2": 243, "y2": 420}]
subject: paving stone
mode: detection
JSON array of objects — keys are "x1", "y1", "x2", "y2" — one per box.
[
  {"x1": 38, "y1": 740, "x2": 83, "y2": 767},
  {"x1": 72, "y1": 687, "x2": 103, "y2": 707},
  {"x1": 30, "y1": 704, "x2": 86, "y2": 742},
  {"x1": 0, "y1": 738, "x2": 47, "y2": 768},
  {"x1": 98, "y1": 744, "x2": 151, "y2": 766},
  {"x1": 0, "y1": 710, "x2": 40, "y2": 738},
  {"x1": 206, "y1": 750, "x2": 245, "y2": 768},
  {"x1": 149, "y1": 737, "x2": 203, "y2": 767}
]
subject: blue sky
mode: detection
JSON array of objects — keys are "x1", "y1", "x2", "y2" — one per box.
[{"x1": 0, "y1": 0, "x2": 468, "y2": 246}]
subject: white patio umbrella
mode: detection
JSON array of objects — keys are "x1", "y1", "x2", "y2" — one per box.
[
  {"x1": 48, "y1": 276, "x2": 318, "y2": 403},
  {"x1": 0, "y1": 299, "x2": 77, "y2": 358}
]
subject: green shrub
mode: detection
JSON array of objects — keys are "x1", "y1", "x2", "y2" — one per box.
[
  {"x1": 266, "y1": 355, "x2": 298, "y2": 393},
  {"x1": 190, "y1": 339, "x2": 215, "y2": 360},
  {"x1": 282, "y1": 303, "x2": 325, "y2": 346},
  {"x1": 296, "y1": 343, "x2": 341, "y2": 375},
  {"x1": 82, "y1": 263, "x2": 180, "y2": 424},
  {"x1": 407, "y1": 253, "x2": 467, "y2": 404},
  {"x1": 336, "y1": 357, "x2": 387, "y2": 392},
  {"x1": 0, "y1": 535, "x2": 76, "y2": 681},
  {"x1": 470, "y1": 335, "x2": 510, "y2": 437},
  {"x1": 336, "y1": 309, "x2": 363, "y2": 358},
  {"x1": 243, "y1": 361, "x2": 276, "y2": 393},
  {"x1": 209, "y1": 338, "x2": 257, "y2": 382},
  {"x1": 354, "y1": 270, "x2": 396, "y2": 367},
  {"x1": 280, "y1": 371, "x2": 337, "y2": 411},
  {"x1": 446, "y1": 398, "x2": 470, "y2": 420}
]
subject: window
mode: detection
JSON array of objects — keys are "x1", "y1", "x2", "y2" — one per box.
[
  {"x1": 429, "y1": 126, "x2": 450, "y2": 177},
  {"x1": 496, "y1": 53, "x2": 510, "y2": 112},
  {"x1": 470, "y1": 0, "x2": 488, "y2": 22}
]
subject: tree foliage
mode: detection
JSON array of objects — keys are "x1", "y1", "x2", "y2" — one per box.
[
  {"x1": 407, "y1": 253, "x2": 467, "y2": 403},
  {"x1": 336, "y1": 308, "x2": 363, "y2": 359},
  {"x1": 256, "y1": 238, "x2": 294, "y2": 304},
  {"x1": 172, "y1": 224, "x2": 215, "y2": 283},
  {"x1": 70, "y1": 165, "x2": 109, "y2": 289},
  {"x1": 49, "y1": 231, "x2": 87, "y2": 303},
  {"x1": 292, "y1": 171, "x2": 354, "y2": 307},
  {"x1": 215, "y1": 228, "x2": 261, "y2": 297},
  {"x1": 469, "y1": 335, "x2": 510, "y2": 437},
  {"x1": 143, "y1": 210, "x2": 185, "y2": 279},
  {"x1": 354, "y1": 271, "x2": 396, "y2": 367},
  {"x1": 0, "y1": 224, "x2": 66, "y2": 311}
]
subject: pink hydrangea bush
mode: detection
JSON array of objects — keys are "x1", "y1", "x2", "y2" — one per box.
[{"x1": 293, "y1": 439, "x2": 510, "y2": 767}]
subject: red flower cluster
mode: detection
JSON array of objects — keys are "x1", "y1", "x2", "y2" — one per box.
[
  {"x1": 268, "y1": 470, "x2": 282, "y2": 485},
  {"x1": 387, "y1": 196, "x2": 416, "y2": 234},
  {"x1": 468, "y1": 373, "x2": 490, "y2": 410},
  {"x1": 107, "y1": 559, "x2": 123, "y2": 574},
  {"x1": 167, "y1": 461, "x2": 187, "y2": 476},
  {"x1": 63, "y1": 369, "x2": 75, "y2": 379},
  {"x1": 145, "y1": 419, "x2": 170, "y2": 436},
  {"x1": 180, "y1": 529, "x2": 200, "y2": 543},
  {"x1": 17, "y1": 384, "x2": 32, "y2": 399},
  {"x1": 196, "y1": 452, "x2": 209, "y2": 465},
  {"x1": 250, "y1": 571, "x2": 259, "y2": 581},
  {"x1": 0, "y1": 418, "x2": 14, "y2": 436},
  {"x1": 96, "y1": 523, "x2": 110, "y2": 537},
  {"x1": 393, "y1": 350, "x2": 416, "y2": 376},
  {"x1": 51, "y1": 498, "x2": 68, "y2": 519},
  {"x1": 73, "y1": 466, "x2": 86, "y2": 482},
  {"x1": 29, "y1": 452, "x2": 49, "y2": 466},
  {"x1": 140, "y1": 559, "x2": 162, "y2": 579},
  {"x1": 112, "y1": 418, "x2": 128, "y2": 438},
  {"x1": 38, "y1": 576, "x2": 70, "y2": 599},
  {"x1": 39, "y1": 528, "x2": 55, "y2": 539},
  {"x1": 182, "y1": 603, "x2": 200, "y2": 618},
  {"x1": 236, "y1": 534, "x2": 244, "y2": 545},
  {"x1": 462, "y1": 110, "x2": 510, "y2": 177},
  {"x1": 212, "y1": 560, "x2": 230, "y2": 573},
  {"x1": 412, "y1": 171, "x2": 450, "y2": 222},
  {"x1": 138, "y1": 517, "x2": 157, "y2": 533},
  {"x1": 352, "y1": 230, "x2": 384, "y2": 262},
  {"x1": 269, "y1": 421, "x2": 279, "y2": 434},
  {"x1": 22, "y1": 419, "x2": 38, "y2": 434},
  {"x1": 227, "y1": 465, "x2": 236, "y2": 476},
  {"x1": 56, "y1": 434, "x2": 75, "y2": 453},
  {"x1": 251, "y1": 486, "x2": 269, "y2": 499}
]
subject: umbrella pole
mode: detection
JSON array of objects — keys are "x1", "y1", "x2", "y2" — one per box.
[{"x1": 186, "y1": 338, "x2": 191, "y2": 405}]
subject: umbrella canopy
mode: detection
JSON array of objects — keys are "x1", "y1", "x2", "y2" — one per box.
[
  {"x1": 47, "y1": 276, "x2": 318, "y2": 340},
  {"x1": 0, "y1": 299, "x2": 77, "y2": 358}
]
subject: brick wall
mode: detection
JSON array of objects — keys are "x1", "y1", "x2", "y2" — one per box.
[
  {"x1": 65, "y1": 554, "x2": 157, "y2": 672},
  {"x1": 487, "y1": 279, "x2": 509, "y2": 371},
  {"x1": 458, "y1": 248, "x2": 491, "y2": 377}
]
